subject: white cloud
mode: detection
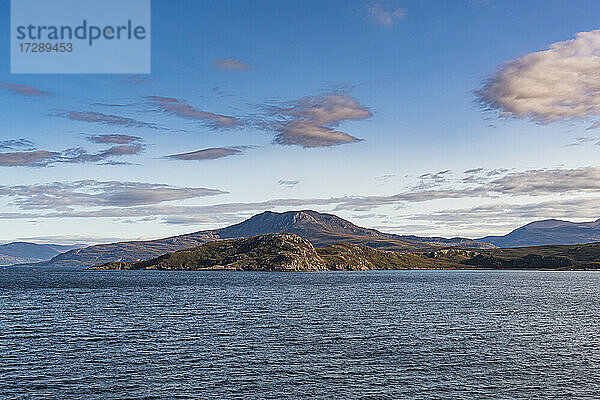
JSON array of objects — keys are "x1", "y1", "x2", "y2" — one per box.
[
  {"x1": 266, "y1": 93, "x2": 371, "y2": 147},
  {"x1": 366, "y1": 3, "x2": 405, "y2": 26},
  {"x1": 477, "y1": 30, "x2": 600, "y2": 124},
  {"x1": 0, "y1": 180, "x2": 227, "y2": 209},
  {"x1": 3, "y1": 167, "x2": 600, "y2": 239}
]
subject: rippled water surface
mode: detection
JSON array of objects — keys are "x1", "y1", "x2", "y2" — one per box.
[{"x1": 1, "y1": 267, "x2": 600, "y2": 399}]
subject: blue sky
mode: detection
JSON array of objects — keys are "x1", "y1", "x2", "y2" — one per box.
[{"x1": 2, "y1": 0, "x2": 600, "y2": 244}]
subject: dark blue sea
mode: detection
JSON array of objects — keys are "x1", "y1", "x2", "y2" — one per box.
[{"x1": 1, "y1": 267, "x2": 599, "y2": 399}]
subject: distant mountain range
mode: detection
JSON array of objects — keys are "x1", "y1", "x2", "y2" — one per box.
[
  {"x1": 0, "y1": 242, "x2": 81, "y2": 266},
  {"x1": 7, "y1": 212, "x2": 600, "y2": 267},
  {"x1": 477, "y1": 219, "x2": 600, "y2": 247},
  {"x1": 45, "y1": 210, "x2": 492, "y2": 267}
]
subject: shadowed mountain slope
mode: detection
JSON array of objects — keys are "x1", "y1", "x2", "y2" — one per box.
[{"x1": 0, "y1": 242, "x2": 82, "y2": 266}]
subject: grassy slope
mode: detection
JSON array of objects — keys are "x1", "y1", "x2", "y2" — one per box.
[
  {"x1": 317, "y1": 243, "x2": 446, "y2": 270},
  {"x1": 90, "y1": 233, "x2": 600, "y2": 272},
  {"x1": 92, "y1": 234, "x2": 327, "y2": 271},
  {"x1": 91, "y1": 235, "x2": 458, "y2": 271}
]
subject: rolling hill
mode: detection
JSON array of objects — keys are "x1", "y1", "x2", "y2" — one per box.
[
  {"x1": 0, "y1": 242, "x2": 82, "y2": 266},
  {"x1": 478, "y1": 218, "x2": 600, "y2": 247}
]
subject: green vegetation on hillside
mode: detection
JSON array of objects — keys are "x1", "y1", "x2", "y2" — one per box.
[
  {"x1": 92, "y1": 234, "x2": 327, "y2": 271},
  {"x1": 48, "y1": 210, "x2": 493, "y2": 267},
  {"x1": 90, "y1": 233, "x2": 600, "y2": 272}
]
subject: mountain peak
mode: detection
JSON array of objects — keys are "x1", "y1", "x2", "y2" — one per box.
[
  {"x1": 216, "y1": 209, "x2": 371, "y2": 240},
  {"x1": 521, "y1": 219, "x2": 570, "y2": 229}
]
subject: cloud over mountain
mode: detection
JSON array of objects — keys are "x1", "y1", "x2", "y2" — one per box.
[
  {"x1": 0, "y1": 180, "x2": 227, "y2": 210},
  {"x1": 3, "y1": 166, "x2": 600, "y2": 235}
]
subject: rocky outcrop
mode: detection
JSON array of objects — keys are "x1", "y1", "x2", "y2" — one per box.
[
  {"x1": 426, "y1": 248, "x2": 481, "y2": 259},
  {"x1": 91, "y1": 233, "x2": 328, "y2": 272},
  {"x1": 317, "y1": 243, "x2": 428, "y2": 270}
]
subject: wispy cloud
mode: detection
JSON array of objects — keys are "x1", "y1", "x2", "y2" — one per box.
[
  {"x1": 330, "y1": 166, "x2": 600, "y2": 211},
  {"x1": 147, "y1": 96, "x2": 239, "y2": 130},
  {"x1": 91, "y1": 102, "x2": 137, "y2": 108},
  {"x1": 88, "y1": 134, "x2": 143, "y2": 144},
  {"x1": 161, "y1": 215, "x2": 226, "y2": 225},
  {"x1": 0, "y1": 138, "x2": 145, "y2": 167},
  {"x1": 13, "y1": 234, "x2": 125, "y2": 246},
  {"x1": 485, "y1": 167, "x2": 600, "y2": 195},
  {"x1": 0, "y1": 83, "x2": 51, "y2": 97},
  {"x1": 401, "y1": 196, "x2": 600, "y2": 238},
  {"x1": 278, "y1": 180, "x2": 299, "y2": 187},
  {"x1": 414, "y1": 169, "x2": 452, "y2": 189},
  {"x1": 60, "y1": 144, "x2": 145, "y2": 164},
  {"x1": 213, "y1": 58, "x2": 252, "y2": 71},
  {"x1": 566, "y1": 137, "x2": 600, "y2": 147},
  {"x1": 0, "y1": 139, "x2": 36, "y2": 151},
  {"x1": 115, "y1": 75, "x2": 151, "y2": 85},
  {"x1": 55, "y1": 111, "x2": 158, "y2": 129},
  {"x1": 166, "y1": 147, "x2": 243, "y2": 161},
  {"x1": 476, "y1": 30, "x2": 600, "y2": 126},
  {"x1": 4, "y1": 166, "x2": 600, "y2": 234},
  {"x1": 366, "y1": 2, "x2": 406, "y2": 26},
  {"x1": 375, "y1": 174, "x2": 395, "y2": 185},
  {"x1": 261, "y1": 93, "x2": 372, "y2": 147},
  {"x1": 0, "y1": 180, "x2": 227, "y2": 210},
  {"x1": 0, "y1": 150, "x2": 60, "y2": 167}
]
